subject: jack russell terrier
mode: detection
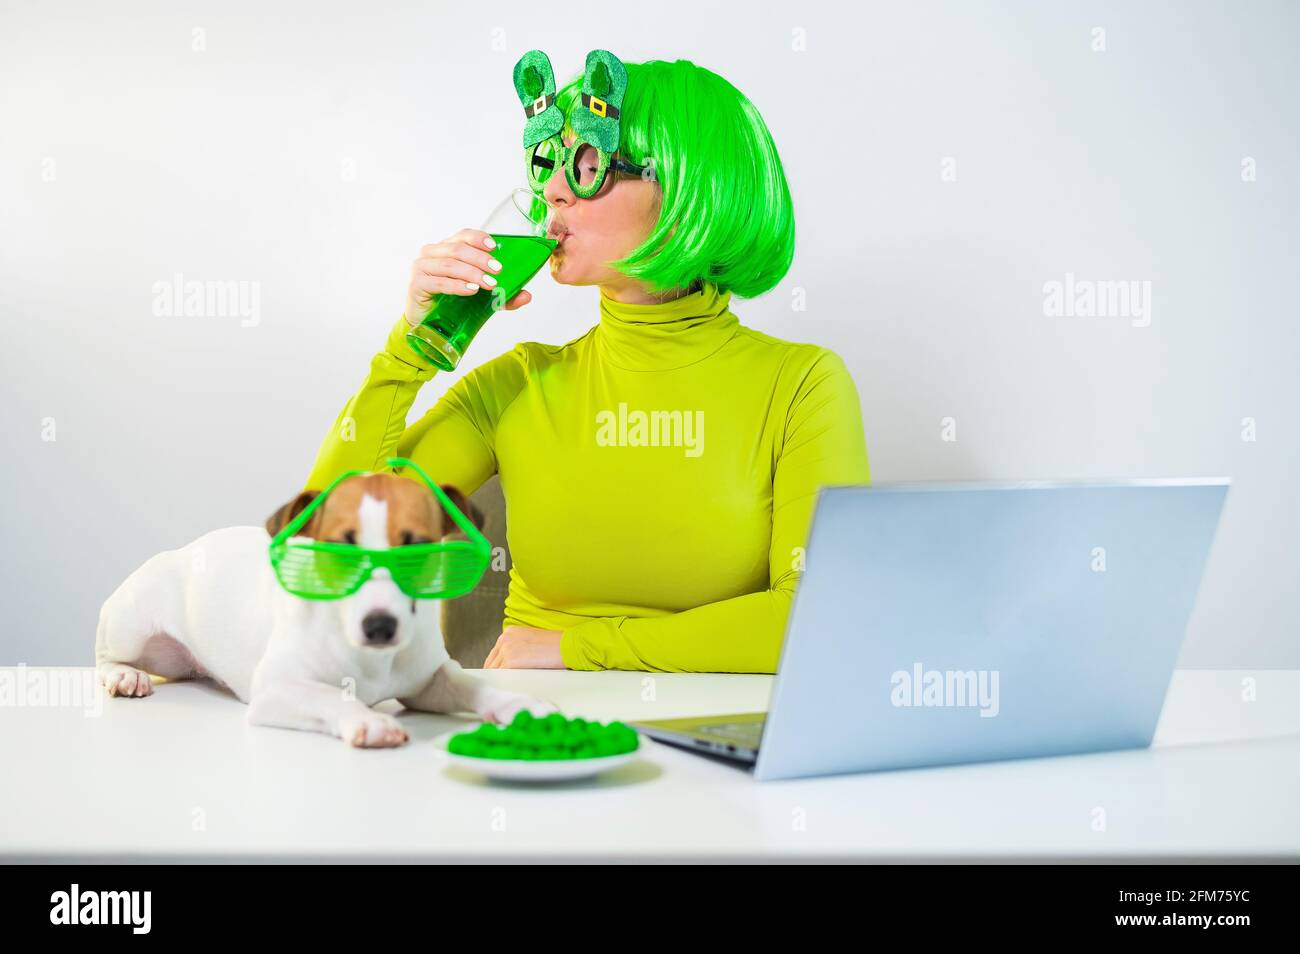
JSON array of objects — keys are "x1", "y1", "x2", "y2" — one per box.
[{"x1": 94, "y1": 472, "x2": 557, "y2": 746}]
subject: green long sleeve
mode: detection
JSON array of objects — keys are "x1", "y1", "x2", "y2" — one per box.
[
  {"x1": 304, "y1": 316, "x2": 436, "y2": 490},
  {"x1": 306, "y1": 282, "x2": 870, "y2": 672},
  {"x1": 304, "y1": 316, "x2": 500, "y2": 497}
]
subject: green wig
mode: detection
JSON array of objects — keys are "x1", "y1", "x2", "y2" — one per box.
[{"x1": 553, "y1": 58, "x2": 795, "y2": 300}]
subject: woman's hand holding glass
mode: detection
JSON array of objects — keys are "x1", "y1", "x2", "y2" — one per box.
[{"x1": 404, "y1": 229, "x2": 532, "y2": 329}]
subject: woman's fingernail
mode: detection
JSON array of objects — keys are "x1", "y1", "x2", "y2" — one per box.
[
  {"x1": 465, "y1": 282, "x2": 479, "y2": 291},
  {"x1": 482, "y1": 273, "x2": 497, "y2": 287},
  {"x1": 484, "y1": 237, "x2": 496, "y2": 249},
  {"x1": 489, "y1": 258, "x2": 502, "y2": 272}
]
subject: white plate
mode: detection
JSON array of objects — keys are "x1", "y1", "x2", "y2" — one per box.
[{"x1": 431, "y1": 727, "x2": 651, "y2": 781}]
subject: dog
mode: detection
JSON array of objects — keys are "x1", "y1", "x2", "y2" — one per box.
[{"x1": 95, "y1": 472, "x2": 557, "y2": 747}]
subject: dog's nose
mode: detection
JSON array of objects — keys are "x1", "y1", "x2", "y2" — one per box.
[{"x1": 361, "y1": 611, "x2": 398, "y2": 645}]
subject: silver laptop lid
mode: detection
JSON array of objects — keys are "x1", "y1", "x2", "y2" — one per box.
[{"x1": 754, "y1": 479, "x2": 1229, "y2": 781}]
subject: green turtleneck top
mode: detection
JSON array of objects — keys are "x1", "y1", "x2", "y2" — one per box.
[{"x1": 304, "y1": 282, "x2": 871, "y2": 672}]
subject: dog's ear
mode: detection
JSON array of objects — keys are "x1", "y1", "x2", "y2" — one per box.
[
  {"x1": 438, "y1": 484, "x2": 485, "y2": 536},
  {"x1": 265, "y1": 490, "x2": 320, "y2": 537}
]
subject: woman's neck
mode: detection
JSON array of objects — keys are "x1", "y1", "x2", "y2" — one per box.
[{"x1": 600, "y1": 278, "x2": 703, "y2": 306}]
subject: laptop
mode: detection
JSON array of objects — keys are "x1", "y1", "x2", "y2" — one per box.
[{"x1": 630, "y1": 479, "x2": 1229, "y2": 782}]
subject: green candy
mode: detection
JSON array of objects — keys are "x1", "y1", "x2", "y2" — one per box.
[{"x1": 448, "y1": 713, "x2": 640, "y2": 761}]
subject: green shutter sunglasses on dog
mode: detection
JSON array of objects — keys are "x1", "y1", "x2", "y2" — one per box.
[{"x1": 269, "y1": 457, "x2": 492, "y2": 601}]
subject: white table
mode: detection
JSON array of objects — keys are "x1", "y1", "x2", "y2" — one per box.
[{"x1": 1, "y1": 668, "x2": 1297, "y2": 861}]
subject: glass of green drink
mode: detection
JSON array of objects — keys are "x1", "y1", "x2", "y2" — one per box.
[{"x1": 406, "y1": 189, "x2": 558, "y2": 370}]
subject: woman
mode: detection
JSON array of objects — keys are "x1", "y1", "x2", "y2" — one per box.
[{"x1": 304, "y1": 55, "x2": 870, "y2": 673}]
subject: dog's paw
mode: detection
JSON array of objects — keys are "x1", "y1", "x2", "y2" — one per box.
[
  {"x1": 484, "y1": 693, "x2": 561, "y2": 725},
  {"x1": 98, "y1": 664, "x2": 154, "y2": 699},
  {"x1": 339, "y1": 711, "x2": 409, "y2": 748}
]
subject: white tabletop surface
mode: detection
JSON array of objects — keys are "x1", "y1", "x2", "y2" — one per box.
[{"x1": 1, "y1": 667, "x2": 1297, "y2": 861}]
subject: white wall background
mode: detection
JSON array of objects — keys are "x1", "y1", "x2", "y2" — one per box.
[{"x1": 1, "y1": 0, "x2": 1296, "y2": 667}]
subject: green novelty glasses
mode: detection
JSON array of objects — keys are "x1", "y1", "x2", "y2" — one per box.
[
  {"x1": 526, "y1": 134, "x2": 651, "y2": 198},
  {"x1": 268, "y1": 457, "x2": 490, "y2": 601}
]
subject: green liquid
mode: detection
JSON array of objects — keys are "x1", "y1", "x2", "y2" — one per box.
[{"x1": 406, "y1": 233, "x2": 558, "y2": 370}]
